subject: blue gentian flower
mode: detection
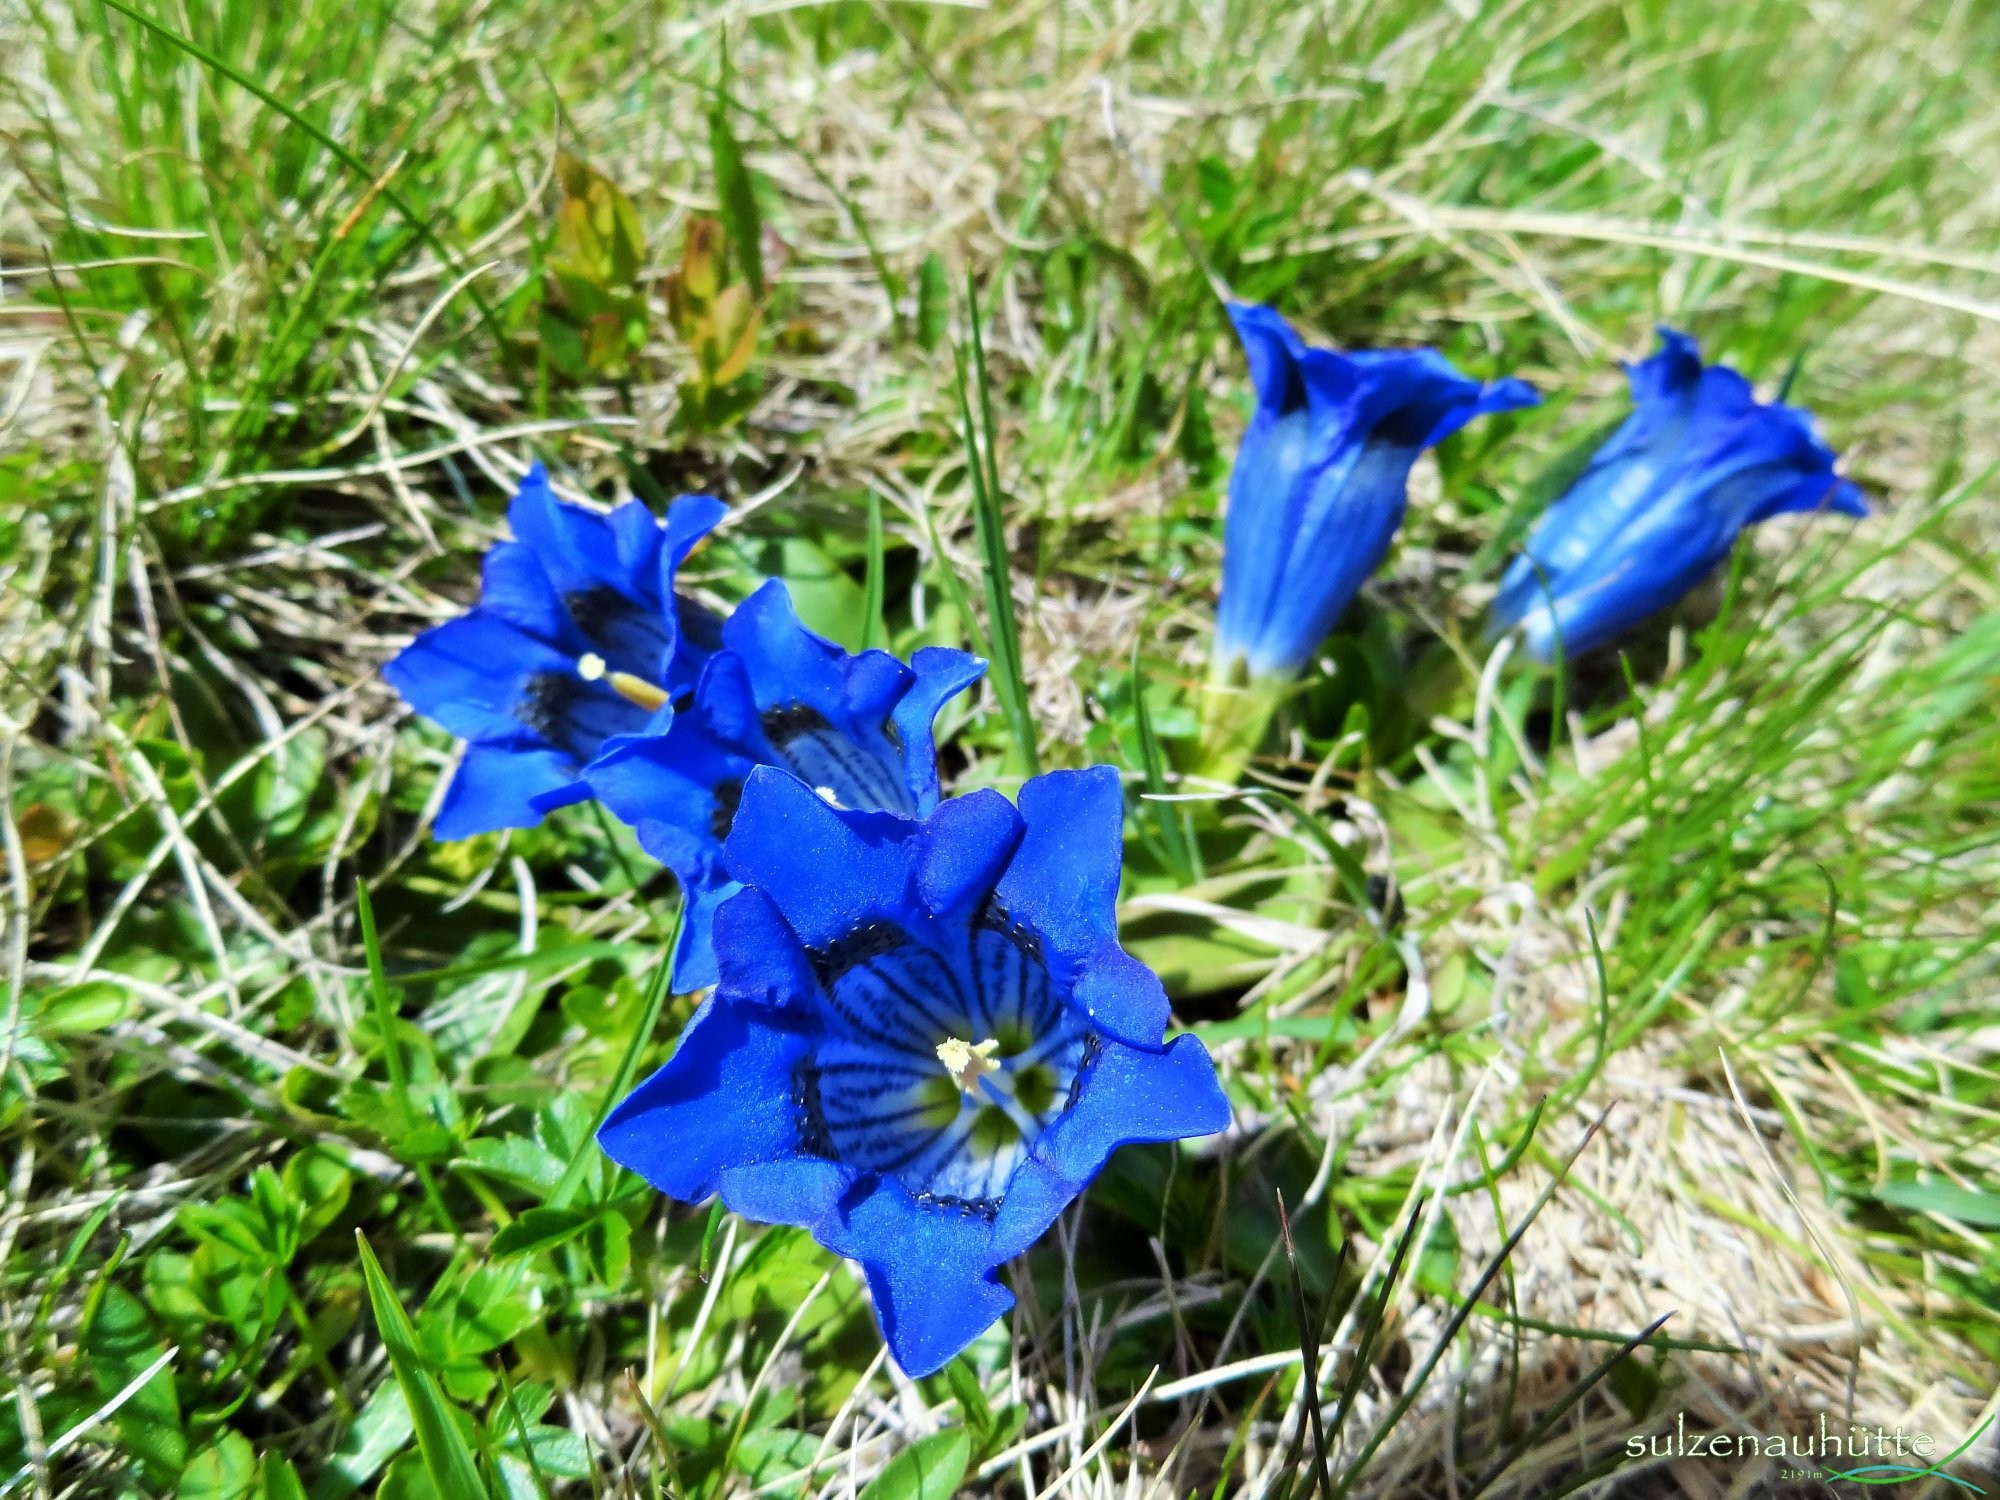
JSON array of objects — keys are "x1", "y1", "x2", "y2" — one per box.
[
  {"x1": 598, "y1": 764, "x2": 1230, "y2": 1377},
  {"x1": 583, "y1": 580, "x2": 986, "y2": 991},
  {"x1": 1213, "y1": 302, "x2": 1538, "y2": 681},
  {"x1": 383, "y1": 464, "x2": 726, "y2": 839},
  {"x1": 1489, "y1": 328, "x2": 1866, "y2": 661}
]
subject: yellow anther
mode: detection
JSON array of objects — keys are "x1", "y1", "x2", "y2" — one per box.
[
  {"x1": 815, "y1": 785, "x2": 844, "y2": 808},
  {"x1": 608, "y1": 671, "x2": 670, "y2": 712},
  {"x1": 935, "y1": 1036, "x2": 1002, "y2": 1096},
  {"x1": 577, "y1": 650, "x2": 670, "y2": 712}
]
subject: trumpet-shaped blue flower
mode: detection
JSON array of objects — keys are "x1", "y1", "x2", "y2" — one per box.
[
  {"x1": 1489, "y1": 329, "x2": 1865, "y2": 661},
  {"x1": 383, "y1": 465, "x2": 725, "y2": 839},
  {"x1": 598, "y1": 764, "x2": 1230, "y2": 1377},
  {"x1": 1214, "y1": 303, "x2": 1538, "y2": 681},
  {"x1": 583, "y1": 580, "x2": 985, "y2": 991}
]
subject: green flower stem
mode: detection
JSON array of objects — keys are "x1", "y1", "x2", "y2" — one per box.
[{"x1": 1190, "y1": 668, "x2": 1296, "y2": 785}]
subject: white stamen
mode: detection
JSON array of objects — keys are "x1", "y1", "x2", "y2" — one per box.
[
  {"x1": 577, "y1": 652, "x2": 607, "y2": 681},
  {"x1": 815, "y1": 785, "x2": 845, "y2": 809},
  {"x1": 936, "y1": 1036, "x2": 1001, "y2": 1096}
]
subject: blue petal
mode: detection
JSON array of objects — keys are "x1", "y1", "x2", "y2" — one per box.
[
  {"x1": 663, "y1": 493, "x2": 729, "y2": 570},
  {"x1": 608, "y1": 498, "x2": 665, "y2": 585},
  {"x1": 718, "y1": 1156, "x2": 853, "y2": 1233},
  {"x1": 711, "y1": 887, "x2": 824, "y2": 1009},
  {"x1": 1215, "y1": 307, "x2": 1314, "y2": 672},
  {"x1": 1068, "y1": 951, "x2": 1173, "y2": 1051},
  {"x1": 478, "y1": 543, "x2": 577, "y2": 646},
  {"x1": 1494, "y1": 328, "x2": 1862, "y2": 661},
  {"x1": 1516, "y1": 496, "x2": 1737, "y2": 660},
  {"x1": 993, "y1": 768, "x2": 1169, "y2": 1048},
  {"x1": 1341, "y1": 347, "x2": 1536, "y2": 448},
  {"x1": 384, "y1": 611, "x2": 567, "y2": 744},
  {"x1": 1431, "y1": 373, "x2": 1540, "y2": 444},
  {"x1": 915, "y1": 789, "x2": 1023, "y2": 917},
  {"x1": 720, "y1": 580, "x2": 882, "y2": 715},
  {"x1": 656, "y1": 495, "x2": 728, "y2": 690},
  {"x1": 1215, "y1": 304, "x2": 1535, "y2": 679},
  {"x1": 597, "y1": 993, "x2": 813, "y2": 1201},
  {"x1": 723, "y1": 767, "x2": 917, "y2": 951},
  {"x1": 666, "y1": 873, "x2": 738, "y2": 993},
  {"x1": 718, "y1": 582, "x2": 920, "y2": 815},
  {"x1": 992, "y1": 767, "x2": 1125, "y2": 960},
  {"x1": 581, "y1": 717, "x2": 754, "y2": 990},
  {"x1": 895, "y1": 648, "x2": 988, "y2": 813},
  {"x1": 1227, "y1": 301, "x2": 1313, "y2": 410},
  {"x1": 1630, "y1": 326, "x2": 1705, "y2": 404},
  {"x1": 432, "y1": 739, "x2": 577, "y2": 840},
  {"x1": 528, "y1": 778, "x2": 595, "y2": 816},
  {"x1": 690, "y1": 649, "x2": 763, "y2": 749},
  {"x1": 815, "y1": 1177, "x2": 1017, "y2": 1379},
  {"x1": 1034, "y1": 1033, "x2": 1231, "y2": 1189},
  {"x1": 506, "y1": 465, "x2": 648, "y2": 603}
]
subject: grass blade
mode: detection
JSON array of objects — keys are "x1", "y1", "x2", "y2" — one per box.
[
  {"x1": 1277, "y1": 1193, "x2": 1334, "y2": 1500},
  {"x1": 1131, "y1": 640, "x2": 1197, "y2": 883},
  {"x1": 1322, "y1": 1197, "x2": 1427, "y2": 1463},
  {"x1": 710, "y1": 38, "x2": 765, "y2": 299},
  {"x1": 1461, "y1": 1311, "x2": 1675, "y2": 1500},
  {"x1": 354, "y1": 1231, "x2": 490, "y2": 1500},
  {"x1": 955, "y1": 276, "x2": 1039, "y2": 776},
  {"x1": 548, "y1": 898, "x2": 683, "y2": 1210},
  {"x1": 1330, "y1": 1112, "x2": 1612, "y2": 1498},
  {"x1": 93, "y1": 0, "x2": 509, "y2": 360},
  {"x1": 353, "y1": 879, "x2": 456, "y2": 1239},
  {"x1": 863, "y1": 490, "x2": 886, "y2": 652}
]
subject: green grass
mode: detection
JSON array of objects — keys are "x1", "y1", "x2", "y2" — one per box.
[{"x1": 6, "y1": 0, "x2": 2000, "y2": 1496}]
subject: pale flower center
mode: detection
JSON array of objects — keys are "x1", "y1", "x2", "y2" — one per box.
[{"x1": 935, "y1": 1036, "x2": 1002, "y2": 1096}]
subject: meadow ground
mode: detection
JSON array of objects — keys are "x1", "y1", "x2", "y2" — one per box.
[{"x1": 4, "y1": 0, "x2": 1999, "y2": 1496}]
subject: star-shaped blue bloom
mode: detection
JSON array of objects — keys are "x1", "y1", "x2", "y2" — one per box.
[
  {"x1": 1214, "y1": 302, "x2": 1538, "y2": 681},
  {"x1": 581, "y1": 579, "x2": 986, "y2": 991},
  {"x1": 1489, "y1": 328, "x2": 1866, "y2": 661},
  {"x1": 383, "y1": 464, "x2": 725, "y2": 839},
  {"x1": 597, "y1": 764, "x2": 1231, "y2": 1377}
]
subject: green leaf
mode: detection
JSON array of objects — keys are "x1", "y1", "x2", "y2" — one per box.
[
  {"x1": 428, "y1": 1261, "x2": 539, "y2": 1359},
  {"x1": 460, "y1": 1135, "x2": 564, "y2": 1197},
  {"x1": 178, "y1": 1432, "x2": 255, "y2": 1500},
  {"x1": 915, "y1": 252, "x2": 950, "y2": 352},
  {"x1": 35, "y1": 981, "x2": 134, "y2": 1035},
  {"x1": 87, "y1": 1285, "x2": 184, "y2": 1486},
  {"x1": 586, "y1": 1209, "x2": 632, "y2": 1287},
  {"x1": 944, "y1": 1360, "x2": 992, "y2": 1448},
  {"x1": 307, "y1": 1381, "x2": 412, "y2": 1500},
  {"x1": 698, "y1": 1198, "x2": 728, "y2": 1280},
  {"x1": 711, "y1": 41, "x2": 765, "y2": 299},
  {"x1": 489, "y1": 1206, "x2": 593, "y2": 1259},
  {"x1": 355, "y1": 1230, "x2": 491, "y2": 1500},
  {"x1": 283, "y1": 1146, "x2": 354, "y2": 1243},
  {"x1": 1874, "y1": 1178, "x2": 2000, "y2": 1226},
  {"x1": 856, "y1": 1427, "x2": 972, "y2": 1500},
  {"x1": 256, "y1": 1457, "x2": 310, "y2": 1500}
]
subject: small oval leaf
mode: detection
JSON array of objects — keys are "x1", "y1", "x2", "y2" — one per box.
[{"x1": 857, "y1": 1427, "x2": 972, "y2": 1500}]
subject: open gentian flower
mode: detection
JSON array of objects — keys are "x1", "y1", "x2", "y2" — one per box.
[
  {"x1": 583, "y1": 579, "x2": 985, "y2": 990},
  {"x1": 1489, "y1": 328, "x2": 1865, "y2": 661},
  {"x1": 383, "y1": 464, "x2": 725, "y2": 839},
  {"x1": 598, "y1": 764, "x2": 1230, "y2": 1376},
  {"x1": 1212, "y1": 302, "x2": 1538, "y2": 683}
]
